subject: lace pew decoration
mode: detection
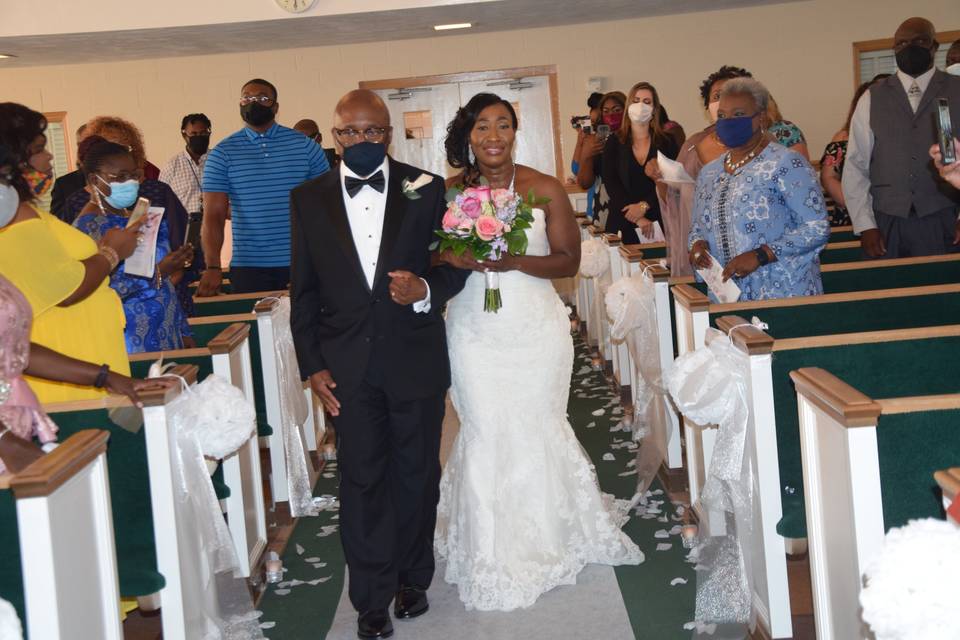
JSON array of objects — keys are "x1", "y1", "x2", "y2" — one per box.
[
  {"x1": 164, "y1": 373, "x2": 265, "y2": 639},
  {"x1": 666, "y1": 326, "x2": 761, "y2": 635},
  {"x1": 578, "y1": 237, "x2": 609, "y2": 279},
  {"x1": 604, "y1": 265, "x2": 671, "y2": 497},
  {"x1": 263, "y1": 296, "x2": 318, "y2": 518}
]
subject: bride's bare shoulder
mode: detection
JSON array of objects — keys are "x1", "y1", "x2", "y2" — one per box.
[{"x1": 516, "y1": 165, "x2": 565, "y2": 203}]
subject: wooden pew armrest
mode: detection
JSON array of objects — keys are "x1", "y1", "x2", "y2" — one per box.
[
  {"x1": 789, "y1": 367, "x2": 882, "y2": 428},
  {"x1": 9, "y1": 430, "x2": 109, "y2": 498},
  {"x1": 672, "y1": 283, "x2": 710, "y2": 312},
  {"x1": 207, "y1": 323, "x2": 251, "y2": 355}
]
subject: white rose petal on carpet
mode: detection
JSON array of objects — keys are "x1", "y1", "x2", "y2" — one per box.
[
  {"x1": 654, "y1": 529, "x2": 669, "y2": 539},
  {"x1": 602, "y1": 453, "x2": 615, "y2": 461},
  {"x1": 670, "y1": 578, "x2": 688, "y2": 586},
  {"x1": 592, "y1": 408, "x2": 605, "y2": 416},
  {"x1": 656, "y1": 543, "x2": 673, "y2": 551},
  {"x1": 274, "y1": 589, "x2": 291, "y2": 596},
  {"x1": 260, "y1": 621, "x2": 276, "y2": 629}
]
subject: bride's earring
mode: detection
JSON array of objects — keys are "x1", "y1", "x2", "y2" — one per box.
[{"x1": 468, "y1": 145, "x2": 476, "y2": 166}]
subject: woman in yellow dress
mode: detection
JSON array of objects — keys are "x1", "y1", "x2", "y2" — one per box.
[{"x1": 0, "y1": 103, "x2": 142, "y2": 403}]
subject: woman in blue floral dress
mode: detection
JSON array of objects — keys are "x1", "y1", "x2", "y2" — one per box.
[
  {"x1": 689, "y1": 78, "x2": 829, "y2": 302},
  {"x1": 74, "y1": 140, "x2": 193, "y2": 352}
]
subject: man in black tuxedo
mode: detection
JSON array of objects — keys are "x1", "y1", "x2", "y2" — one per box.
[{"x1": 290, "y1": 90, "x2": 468, "y2": 639}]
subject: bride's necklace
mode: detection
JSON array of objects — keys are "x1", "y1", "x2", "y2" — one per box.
[
  {"x1": 482, "y1": 163, "x2": 517, "y2": 191},
  {"x1": 723, "y1": 138, "x2": 765, "y2": 174}
]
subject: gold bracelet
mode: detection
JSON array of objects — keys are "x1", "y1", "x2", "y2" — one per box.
[{"x1": 98, "y1": 245, "x2": 120, "y2": 271}]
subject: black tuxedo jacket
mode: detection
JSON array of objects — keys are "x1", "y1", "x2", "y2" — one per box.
[{"x1": 290, "y1": 158, "x2": 468, "y2": 400}]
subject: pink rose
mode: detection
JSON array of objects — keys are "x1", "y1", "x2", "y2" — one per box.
[
  {"x1": 460, "y1": 195, "x2": 482, "y2": 219},
  {"x1": 470, "y1": 185, "x2": 492, "y2": 203},
  {"x1": 474, "y1": 215, "x2": 504, "y2": 241},
  {"x1": 441, "y1": 208, "x2": 461, "y2": 231}
]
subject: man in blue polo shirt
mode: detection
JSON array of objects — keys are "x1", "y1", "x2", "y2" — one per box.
[{"x1": 198, "y1": 78, "x2": 330, "y2": 295}]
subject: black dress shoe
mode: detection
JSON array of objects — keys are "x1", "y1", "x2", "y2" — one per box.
[
  {"x1": 358, "y1": 609, "x2": 393, "y2": 639},
  {"x1": 394, "y1": 585, "x2": 429, "y2": 619}
]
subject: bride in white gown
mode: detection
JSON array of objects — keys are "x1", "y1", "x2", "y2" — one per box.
[{"x1": 434, "y1": 93, "x2": 644, "y2": 612}]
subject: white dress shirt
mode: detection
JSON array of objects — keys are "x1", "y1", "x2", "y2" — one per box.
[
  {"x1": 339, "y1": 159, "x2": 430, "y2": 311},
  {"x1": 842, "y1": 67, "x2": 937, "y2": 233}
]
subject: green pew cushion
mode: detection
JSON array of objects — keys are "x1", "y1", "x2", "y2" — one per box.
[
  {"x1": 0, "y1": 490, "x2": 26, "y2": 631},
  {"x1": 190, "y1": 319, "x2": 273, "y2": 438},
  {"x1": 820, "y1": 260, "x2": 960, "y2": 293},
  {"x1": 49, "y1": 409, "x2": 166, "y2": 596},
  {"x1": 709, "y1": 291, "x2": 960, "y2": 339},
  {"x1": 829, "y1": 229, "x2": 857, "y2": 243},
  {"x1": 819, "y1": 247, "x2": 863, "y2": 264},
  {"x1": 191, "y1": 298, "x2": 257, "y2": 318},
  {"x1": 771, "y1": 337, "x2": 960, "y2": 537}
]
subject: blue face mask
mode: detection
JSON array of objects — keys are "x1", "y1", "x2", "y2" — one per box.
[
  {"x1": 96, "y1": 176, "x2": 140, "y2": 209},
  {"x1": 342, "y1": 141, "x2": 386, "y2": 177},
  {"x1": 715, "y1": 113, "x2": 759, "y2": 148}
]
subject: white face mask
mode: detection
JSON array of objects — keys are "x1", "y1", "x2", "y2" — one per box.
[
  {"x1": 947, "y1": 63, "x2": 960, "y2": 76},
  {"x1": 627, "y1": 101, "x2": 654, "y2": 124},
  {"x1": 0, "y1": 183, "x2": 18, "y2": 228},
  {"x1": 708, "y1": 101, "x2": 721, "y2": 124}
]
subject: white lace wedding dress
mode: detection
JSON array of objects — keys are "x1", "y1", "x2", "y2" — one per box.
[{"x1": 435, "y1": 208, "x2": 645, "y2": 612}]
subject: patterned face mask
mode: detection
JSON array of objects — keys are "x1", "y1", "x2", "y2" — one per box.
[{"x1": 21, "y1": 166, "x2": 53, "y2": 197}]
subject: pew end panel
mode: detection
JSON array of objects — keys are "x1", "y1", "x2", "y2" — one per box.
[{"x1": 4, "y1": 430, "x2": 122, "y2": 640}]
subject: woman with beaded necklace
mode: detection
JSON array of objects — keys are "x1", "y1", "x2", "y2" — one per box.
[{"x1": 688, "y1": 78, "x2": 829, "y2": 302}]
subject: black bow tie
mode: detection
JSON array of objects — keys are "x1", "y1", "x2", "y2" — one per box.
[{"x1": 345, "y1": 170, "x2": 385, "y2": 198}]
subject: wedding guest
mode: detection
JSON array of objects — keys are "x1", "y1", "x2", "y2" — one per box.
[
  {"x1": 576, "y1": 91, "x2": 625, "y2": 228},
  {"x1": 75, "y1": 140, "x2": 194, "y2": 353},
  {"x1": 160, "y1": 113, "x2": 211, "y2": 215},
  {"x1": 198, "y1": 78, "x2": 330, "y2": 295},
  {"x1": 67, "y1": 117, "x2": 195, "y2": 313},
  {"x1": 602, "y1": 82, "x2": 679, "y2": 243},
  {"x1": 689, "y1": 78, "x2": 829, "y2": 301},
  {"x1": 843, "y1": 17, "x2": 960, "y2": 258},
  {"x1": 819, "y1": 75, "x2": 890, "y2": 227},
  {"x1": 654, "y1": 65, "x2": 753, "y2": 275},
  {"x1": 0, "y1": 105, "x2": 139, "y2": 403},
  {"x1": 50, "y1": 123, "x2": 88, "y2": 221},
  {"x1": 766, "y1": 96, "x2": 809, "y2": 160},
  {"x1": 294, "y1": 118, "x2": 339, "y2": 167},
  {"x1": 0, "y1": 273, "x2": 148, "y2": 474},
  {"x1": 568, "y1": 92, "x2": 603, "y2": 213}
]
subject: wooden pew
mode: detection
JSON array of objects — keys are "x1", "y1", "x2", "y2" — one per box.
[
  {"x1": 0, "y1": 431, "x2": 121, "y2": 639},
  {"x1": 934, "y1": 467, "x2": 960, "y2": 522},
  {"x1": 791, "y1": 368, "x2": 960, "y2": 640},
  {"x1": 703, "y1": 318, "x2": 960, "y2": 639},
  {"x1": 129, "y1": 323, "x2": 267, "y2": 577},
  {"x1": 44, "y1": 367, "x2": 217, "y2": 639},
  {"x1": 191, "y1": 289, "x2": 284, "y2": 318},
  {"x1": 673, "y1": 254, "x2": 960, "y2": 359},
  {"x1": 188, "y1": 310, "x2": 320, "y2": 505}
]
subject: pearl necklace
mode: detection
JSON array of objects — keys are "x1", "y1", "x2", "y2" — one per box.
[{"x1": 723, "y1": 139, "x2": 766, "y2": 174}]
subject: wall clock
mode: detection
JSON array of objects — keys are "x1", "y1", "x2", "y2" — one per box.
[{"x1": 275, "y1": 0, "x2": 316, "y2": 13}]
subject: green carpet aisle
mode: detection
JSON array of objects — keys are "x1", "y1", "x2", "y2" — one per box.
[{"x1": 257, "y1": 333, "x2": 696, "y2": 639}]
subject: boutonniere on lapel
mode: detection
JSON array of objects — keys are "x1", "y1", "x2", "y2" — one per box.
[{"x1": 401, "y1": 173, "x2": 433, "y2": 200}]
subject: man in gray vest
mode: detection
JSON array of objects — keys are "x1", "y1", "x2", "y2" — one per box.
[{"x1": 844, "y1": 17, "x2": 960, "y2": 258}]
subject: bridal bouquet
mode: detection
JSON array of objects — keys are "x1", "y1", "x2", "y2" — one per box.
[{"x1": 435, "y1": 181, "x2": 548, "y2": 312}]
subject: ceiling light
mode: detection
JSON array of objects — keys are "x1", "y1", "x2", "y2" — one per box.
[
  {"x1": 434, "y1": 23, "x2": 472, "y2": 31},
  {"x1": 0, "y1": 54, "x2": 17, "y2": 59}
]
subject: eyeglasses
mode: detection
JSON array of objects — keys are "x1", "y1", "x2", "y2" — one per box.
[
  {"x1": 239, "y1": 95, "x2": 275, "y2": 106},
  {"x1": 182, "y1": 130, "x2": 212, "y2": 136},
  {"x1": 333, "y1": 126, "x2": 391, "y2": 142},
  {"x1": 99, "y1": 170, "x2": 142, "y2": 182}
]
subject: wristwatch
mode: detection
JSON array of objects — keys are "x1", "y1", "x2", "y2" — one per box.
[{"x1": 755, "y1": 247, "x2": 770, "y2": 266}]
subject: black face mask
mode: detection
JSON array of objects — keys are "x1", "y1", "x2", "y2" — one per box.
[
  {"x1": 241, "y1": 102, "x2": 275, "y2": 127},
  {"x1": 895, "y1": 44, "x2": 934, "y2": 77},
  {"x1": 187, "y1": 134, "x2": 210, "y2": 155},
  {"x1": 342, "y1": 141, "x2": 387, "y2": 177}
]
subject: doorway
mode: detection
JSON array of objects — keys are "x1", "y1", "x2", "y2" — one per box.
[{"x1": 360, "y1": 65, "x2": 562, "y2": 180}]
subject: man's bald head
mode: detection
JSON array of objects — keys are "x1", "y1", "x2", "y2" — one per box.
[
  {"x1": 332, "y1": 89, "x2": 392, "y2": 151},
  {"x1": 947, "y1": 40, "x2": 960, "y2": 67},
  {"x1": 894, "y1": 17, "x2": 937, "y2": 50},
  {"x1": 294, "y1": 119, "x2": 320, "y2": 138}
]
